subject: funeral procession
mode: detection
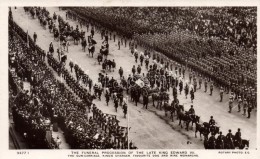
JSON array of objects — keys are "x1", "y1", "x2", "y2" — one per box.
[{"x1": 8, "y1": 6, "x2": 256, "y2": 149}]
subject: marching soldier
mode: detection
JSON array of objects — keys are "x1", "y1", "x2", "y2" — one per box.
[
  {"x1": 243, "y1": 99, "x2": 248, "y2": 115},
  {"x1": 132, "y1": 65, "x2": 136, "y2": 75},
  {"x1": 190, "y1": 88, "x2": 195, "y2": 103},
  {"x1": 193, "y1": 78, "x2": 197, "y2": 92},
  {"x1": 104, "y1": 88, "x2": 110, "y2": 106},
  {"x1": 140, "y1": 53, "x2": 144, "y2": 66},
  {"x1": 33, "y1": 32, "x2": 37, "y2": 43},
  {"x1": 143, "y1": 95, "x2": 149, "y2": 109},
  {"x1": 204, "y1": 78, "x2": 208, "y2": 92},
  {"x1": 220, "y1": 86, "x2": 224, "y2": 102},
  {"x1": 247, "y1": 104, "x2": 252, "y2": 118},
  {"x1": 114, "y1": 97, "x2": 119, "y2": 112},
  {"x1": 134, "y1": 51, "x2": 138, "y2": 63},
  {"x1": 118, "y1": 40, "x2": 120, "y2": 50},
  {"x1": 137, "y1": 65, "x2": 142, "y2": 74},
  {"x1": 145, "y1": 58, "x2": 149, "y2": 69},
  {"x1": 210, "y1": 82, "x2": 214, "y2": 96},
  {"x1": 228, "y1": 97, "x2": 233, "y2": 113},
  {"x1": 199, "y1": 76, "x2": 202, "y2": 89},
  {"x1": 123, "y1": 103, "x2": 127, "y2": 118},
  {"x1": 118, "y1": 67, "x2": 123, "y2": 79},
  {"x1": 69, "y1": 61, "x2": 74, "y2": 72},
  {"x1": 237, "y1": 96, "x2": 242, "y2": 112}
]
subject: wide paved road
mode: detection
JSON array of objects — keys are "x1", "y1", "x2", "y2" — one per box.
[{"x1": 11, "y1": 7, "x2": 256, "y2": 149}]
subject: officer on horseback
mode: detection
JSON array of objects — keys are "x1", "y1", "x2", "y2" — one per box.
[
  {"x1": 188, "y1": 105, "x2": 195, "y2": 115},
  {"x1": 209, "y1": 116, "x2": 215, "y2": 126},
  {"x1": 216, "y1": 131, "x2": 225, "y2": 148},
  {"x1": 226, "y1": 129, "x2": 234, "y2": 148},
  {"x1": 234, "y1": 128, "x2": 242, "y2": 148}
]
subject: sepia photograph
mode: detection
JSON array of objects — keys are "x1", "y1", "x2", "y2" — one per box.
[{"x1": 8, "y1": 6, "x2": 256, "y2": 150}]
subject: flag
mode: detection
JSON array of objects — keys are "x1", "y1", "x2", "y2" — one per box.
[{"x1": 135, "y1": 79, "x2": 145, "y2": 88}]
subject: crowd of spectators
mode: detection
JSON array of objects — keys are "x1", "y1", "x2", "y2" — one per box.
[
  {"x1": 9, "y1": 14, "x2": 129, "y2": 149},
  {"x1": 64, "y1": 6, "x2": 256, "y2": 94}
]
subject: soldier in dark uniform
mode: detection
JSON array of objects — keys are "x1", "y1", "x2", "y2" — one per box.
[
  {"x1": 33, "y1": 32, "x2": 37, "y2": 43},
  {"x1": 137, "y1": 65, "x2": 141, "y2": 74},
  {"x1": 145, "y1": 58, "x2": 149, "y2": 69},
  {"x1": 220, "y1": 86, "x2": 224, "y2": 102},
  {"x1": 234, "y1": 128, "x2": 242, "y2": 147},
  {"x1": 237, "y1": 96, "x2": 242, "y2": 112},
  {"x1": 243, "y1": 99, "x2": 248, "y2": 116},
  {"x1": 226, "y1": 129, "x2": 234, "y2": 148},
  {"x1": 208, "y1": 133, "x2": 216, "y2": 149},
  {"x1": 190, "y1": 89, "x2": 194, "y2": 103},
  {"x1": 179, "y1": 80, "x2": 183, "y2": 95},
  {"x1": 132, "y1": 65, "x2": 136, "y2": 75},
  {"x1": 216, "y1": 131, "x2": 225, "y2": 149},
  {"x1": 143, "y1": 95, "x2": 149, "y2": 109},
  {"x1": 198, "y1": 75, "x2": 202, "y2": 89},
  {"x1": 209, "y1": 116, "x2": 215, "y2": 125},
  {"x1": 118, "y1": 67, "x2": 123, "y2": 79},
  {"x1": 134, "y1": 51, "x2": 138, "y2": 63},
  {"x1": 114, "y1": 97, "x2": 119, "y2": 112},
  {"x1": 113, "y1": 33, "x2": 116, "y2": 42},
  {"x1": 123, "y1": 103, "x2": 127, "y2": 118},
  {"x1": 247, "y1": 104, "x2": 252, "y2": 118},
  {"x1": 69, "y1": 61, "x2": 74, "y2": 72},
  {"x1": 210, "y1": 82, "x2": 214, "y2": 96},
  {"x1": 228, "y1": 97, "x2": 233, "y2": 113},
  {"x1": 172, "y1": 86, "x2": 177, "y2": 100},
  {"x1": 193, "y1": 78, "x2": 197, "y2": 92},
  {"x1": 188, "y1": 105, "x2": 195, "y2": 115},
  {"x1": 118, "y1": 40, "x2": 120, "y2": 50},
  {"x1": 140, "y1": 54, "x2": 144, "y2": 66},
  {"x1": 204, "y1": 78, "x2": 208, "y2": 92},
  {"x1": 184, "y1": 84, "x2": 189, "y2": 99}
]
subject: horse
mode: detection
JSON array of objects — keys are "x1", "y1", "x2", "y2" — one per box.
[
  {"x1": 163, "y1": 102, "x2": 175, "y2": 122},
  {"x1": 189, "y1": 114, "x2": 200, "y2": 130},
  {"x1": 234, "y1": 139, "x2": 250, "y2": 149},
  {"x1": 177, "y1": 111, "x2": 191, "y2": 130},
  {"x1": 216, "y1": 137, "x2": 225, "y2": 149},
  {"x1": 195, "y1": 123, "x2": 209, "y2": 140}
]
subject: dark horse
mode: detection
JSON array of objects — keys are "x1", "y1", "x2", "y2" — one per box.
[
  {"x1": 195, "y1": 123, "x2": 209, "y2": 139},
  {"x1": 177, "y1": 111, "x2": 192, "y2": 131},
  {"x1": 164, "y1": 101, "x2": 176, "y2": 122}
]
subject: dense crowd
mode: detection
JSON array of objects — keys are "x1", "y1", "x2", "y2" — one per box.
[
  {"x1": 64, "y1": 7, "x2": 257, "y2": 107},
  {"x1": 9, "y1": 13, "x2": 130, "y2": 149},
  {"x1": 65, "y1": 7, "x2": 256, "y2": 49}
]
